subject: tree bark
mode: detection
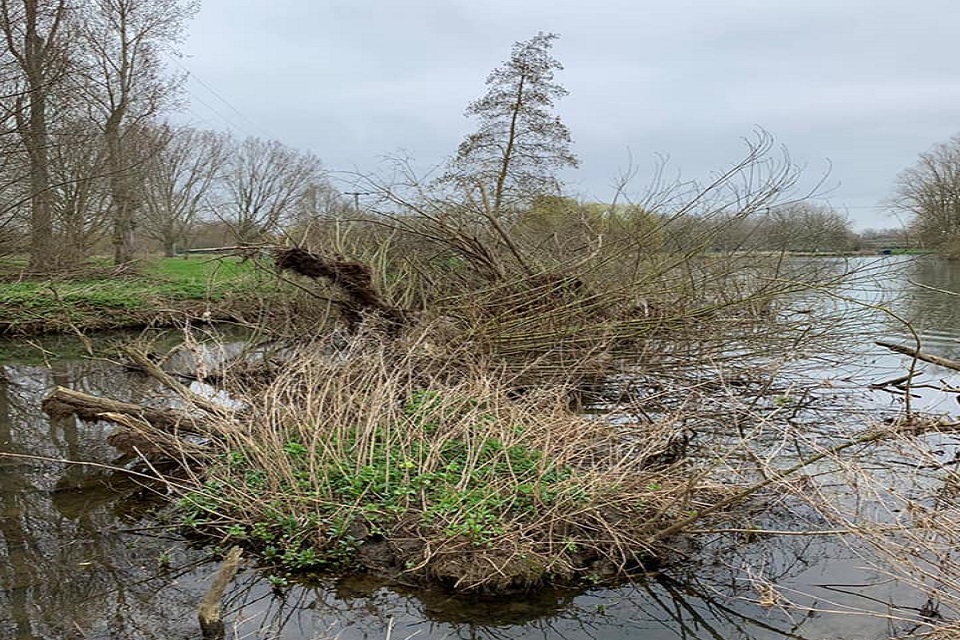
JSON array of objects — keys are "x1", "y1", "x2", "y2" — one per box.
[
  {"x1": 42, "y1": 386, "x2": 212, "y2": 434},
  {"x1": 6, "y1": 0, "x2": 69, "y2": 270},
  {"x1": 106, "y1": 116, "x2": 138, "y2": 266},
  {"x1": 198, "y1": 546, "x2": 243, "y2": 640}
]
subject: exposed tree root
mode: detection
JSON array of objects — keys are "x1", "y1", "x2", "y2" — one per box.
[{"x1": 273, "y1": 246, "x2": 409, "y2": 331}]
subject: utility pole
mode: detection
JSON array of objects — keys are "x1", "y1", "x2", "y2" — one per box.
[{"x1": 343, "y1": 191, "x2": 373, "y2": 212}]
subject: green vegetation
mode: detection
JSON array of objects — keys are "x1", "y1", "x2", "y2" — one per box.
[
  {"x1": 13, "y1": 32, "x2": 956, "y2": 640},
  {"x1": 0, "y1": 256, "x2": 276, "y2": 335}
]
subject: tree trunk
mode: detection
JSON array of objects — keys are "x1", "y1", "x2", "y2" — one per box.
[
  {"x1": 25, "y1": 103, "x2": 55, "y2": 270},
  {"x1": 106, "y1": 117, "x2": 138, "y2": 266},
  {"x1": 17, "y1": 0, "x2": 60, "y2": 271}
]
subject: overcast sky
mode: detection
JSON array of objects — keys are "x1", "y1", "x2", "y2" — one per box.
[{"x1": 177, "y1": 0, "x2": 960, "y2": 230}]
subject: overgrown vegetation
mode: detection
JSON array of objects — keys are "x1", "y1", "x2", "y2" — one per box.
[
  {"x1": 74, "y1": 228, "x2": 861, "y2": 595},
  {"x1": 8, "y1": 28, "x2": 957, "y2": 640},
  {"x1": 27, "y1": 34, "x2": 870, "y2": 598},
  {"x1": 171, "y1": 334, "x2": 725, "y2": 591}
]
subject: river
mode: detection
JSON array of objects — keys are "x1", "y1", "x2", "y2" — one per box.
[{"x1": 2, "y1": 255, "x2": 959, "y2": 640}]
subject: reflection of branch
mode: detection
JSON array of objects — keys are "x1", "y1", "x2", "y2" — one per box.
[
  {"x1": 655, "y1": 574, "x2": 809, "y2": 639},
  {"x1": 645, "y1": 426, "x2": 901, "y2": 545},
  {"x1": 814, "y1": 582, "x2": 937, "y2": 615},
  {"x1": 909, "y1": 280, "x2": 960, "y2": 297},
  {"x1": 0, "y1": 451, "x2": 191, "y2": 489}
]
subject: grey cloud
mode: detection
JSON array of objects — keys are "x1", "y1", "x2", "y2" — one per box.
[{"x1": 178, "y1": 0, "x2": 960, "y2": 229}]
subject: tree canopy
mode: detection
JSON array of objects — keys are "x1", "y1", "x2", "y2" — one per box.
[
  {"x1": 447, "y1": 32, "x2": 578, "y2": 219},
  {"x1": 891, "y1": 133, "x2": 960, "y2": 255}
]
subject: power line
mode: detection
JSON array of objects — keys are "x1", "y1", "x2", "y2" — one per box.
[{"x1": 165, "y1": 53, "x2": 274, "y2": 139}]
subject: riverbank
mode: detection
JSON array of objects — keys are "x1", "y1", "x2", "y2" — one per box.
[
  {"x1": 0, "y1": 255, "x2": 289, "y2": 335},
  {"x1": 1, "y1": 300, "x2": 956, "y2": 638},
  {"x1": 26, "y1": 247, "x2": 883, "y2": 593},
  {"x1": 5, "y1": 250, "x2": 960, "y2": 637},
  {"x1": 0, "y1": 248, "x2": 930, "y2": 337}
]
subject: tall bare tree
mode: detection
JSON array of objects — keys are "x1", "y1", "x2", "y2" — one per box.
[
  {"x1": 79, "y1": 0, "x2": 198, "y2": 265},
  {"x1": 447, "y1": 32, "x2": 578, "y2": 220},
  {"x1": 217, "y1": 136, "x2": 325, "y2": 244},
  {"x1": 1, "y1": 0, "x2": 72, "y2": 268},
  {"x1": 0, "y1": 78, "x2": 30, "y2": 252},
  {"x1": 47, "y1": 119, "x2": 112, "y2": 263},
  {"x1": 891, "y1": 134, "x2": 960, "y2": 254},
  {"x1": 140, "y1": 124, "x2": 227, "y2": 256}
]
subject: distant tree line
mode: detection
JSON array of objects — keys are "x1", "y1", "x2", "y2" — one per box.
[
  {"x1": 890, "y1": 133, "x2": 960, "y2": 257},
  {"x1": 0, "y1": 0, "x2": 348, "y2": 270},
  {"x1": 2, "y1": 8, "x2": 914, "y2": 275},
  {"x1": 518, "y1": 199, "x2": 912, "y2": 255}
]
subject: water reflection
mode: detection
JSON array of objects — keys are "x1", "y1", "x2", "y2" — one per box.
[
  {"x1": 0, "y1": 349, "x2": 215, "y2": 639},
  {"x1": 214, "y1": 574, "x2": 816, "y2": 640},
  {"x1": 892, "y1": 256, "x2": 960, "y2": 358}
]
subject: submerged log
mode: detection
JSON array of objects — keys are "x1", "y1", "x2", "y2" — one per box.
[
  {"x1": 42, "y1": 386, "x2": 208, "y2": 432},
  {"x1": 198, "y1": 546, "x2": 243, "y2": 640},
  {"x1": 43, "y1": 387, "x2": 220, "y2": 460}
]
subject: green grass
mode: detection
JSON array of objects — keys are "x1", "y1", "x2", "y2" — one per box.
[
  {"x1": 148, "y1": 255, "x2": 256, "y2": 282},
  {"x1": 0, "y1": 255, "x2": 278, "y2": 334},
  {"x1": 146, "y1": 256, "x2": 260, "y2": 301}
]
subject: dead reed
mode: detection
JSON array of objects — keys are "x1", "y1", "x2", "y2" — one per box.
[{"x1": 173, "y1": 327, "x2": 731, "y2": 592}]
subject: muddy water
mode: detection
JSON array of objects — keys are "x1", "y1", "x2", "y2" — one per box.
[{"x1": 2, "y1": 256, "x2": 959, "y2": 640}]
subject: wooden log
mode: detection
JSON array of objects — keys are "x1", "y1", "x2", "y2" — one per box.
[
  {"x1": 121, "y1": 347, "x2": 233, "y2": 419},
  {"x1": 198, "y1": 546, "x2": 243, "y2": 640},
  {"x1": 42, "y1": 386, "x2": 210, "y2": 434},
  {"x1": 875, "y1": 341, "x2": 960, "y2": 372}
]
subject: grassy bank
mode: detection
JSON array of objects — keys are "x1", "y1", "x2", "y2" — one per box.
[{"x1": 0, "y1": 255, "x2": 285, "y2": 335}]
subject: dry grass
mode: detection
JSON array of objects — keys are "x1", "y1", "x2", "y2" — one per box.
[
  {"x1": 172, "y1": 327, "x2": 733, "y2": 592},
  {"x1": 152, "y1": 226, "x2": 875, "y2": 598}
]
